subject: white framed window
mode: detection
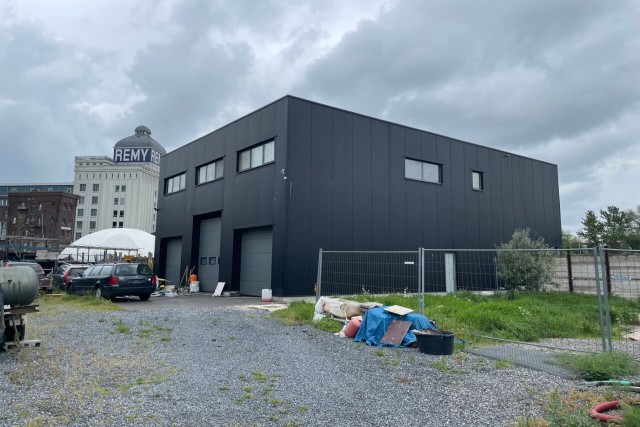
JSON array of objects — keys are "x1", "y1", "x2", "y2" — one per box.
[
  {"x1": 115, "y1": 185, "x2": 120, "y2": 192},
  {"x1": 89, "y1": 221, "x2": 96, "y2": 229},
  {"x1": 90, "y1": 209, "x2": 97, "y2": 216},
  {"x1": 238, "y1": 139, "x2": 275, "y2": 172},
  {"x1": 114, "y1": 198, "x2": 119, "y2": 205},
  {"x1": 77, "y1": 208, "x2": 84, "y2": 217},
  {"x1": 121, "y1": 185, "x2": 126, "y2": 192},
  {"x1": 472, "y1": 171, "x2": 484, "y2": 191},
  {"x1": 120, "y1": 198, "x2": 125, "y2": 205},
  {"x1": 79, "y1": 196, "x2": 85, "y2": 204},
  {"x1": 91, "y1": 196, "x2": 98, "y2": 204},
  {"x1": 404, "y1": 158, "x2": 442, "y2": 184},
  {"x1": 93, "y1": 184, "x2": 99, "y2": 191},
  {"x1": 79, "y1": 184, "x2": 86, "y2": 191},
  {"x1": 196, "y1": 158, "x2": 224, "y2": 185}
]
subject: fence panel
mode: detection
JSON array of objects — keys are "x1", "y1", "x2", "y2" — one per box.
[
  {"x1": 315, "y1": 247, "x2": 640, "y2": 358},
  {"x1": 602, "y1": 248, "x2": 640, "y2": 359},
  {"x1": 316, "y1": 250, "x2": 419, "y2": 299}
]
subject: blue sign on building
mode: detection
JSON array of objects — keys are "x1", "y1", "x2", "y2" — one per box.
[{"x1": 113, "y1": 148, "x2": 161, "y2": 165}]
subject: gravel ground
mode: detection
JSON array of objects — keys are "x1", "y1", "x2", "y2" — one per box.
[{"x1": 1, "y1": 305, "x2": 575, "y2": 427}]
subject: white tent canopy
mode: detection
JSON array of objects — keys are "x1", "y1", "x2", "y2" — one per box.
[{"x1": 59, "y1": 228, "x2": 155, "y2": 262}]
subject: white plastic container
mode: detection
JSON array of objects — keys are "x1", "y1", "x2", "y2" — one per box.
[
  {"x1": 189, "y1": 281, "x2": 200, "y2": 293},
  {"x1": 261, "y1": 288, "x2": 273, "y2": 302}
]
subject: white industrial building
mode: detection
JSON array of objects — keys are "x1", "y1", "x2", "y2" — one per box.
[{"x1": 73, "y1": 126, "x2": 166, "y2": 239}]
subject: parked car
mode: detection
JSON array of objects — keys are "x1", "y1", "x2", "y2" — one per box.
[
  {"x1": 2, "y1": 261, "x2": 45, "y2": 278},
  {"x1": 68, "y1": 263, "x2": 156, "y2": 301},
  {"x1": 51, "y1": 264, "x2": 92, "y2": 290}
]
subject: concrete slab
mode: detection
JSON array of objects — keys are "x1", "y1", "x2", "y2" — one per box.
[{"x1": 112, "y1": 292, "x2": 264, "y2": 311}]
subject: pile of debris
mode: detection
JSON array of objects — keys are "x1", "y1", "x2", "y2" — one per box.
[{"x1": 313, "y1": 297, "x2": 440, "y2": 348}]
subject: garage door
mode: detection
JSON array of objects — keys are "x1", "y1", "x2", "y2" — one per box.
[
  {"x1": 164, "y1": 238, "x2": 182, "y2": 288},
  {"x1": 198, "y1": 218, "x2": 221, "y2": 292},
  {"x1": 240, "y1": 227, "x2": 273, "y2": 296}
]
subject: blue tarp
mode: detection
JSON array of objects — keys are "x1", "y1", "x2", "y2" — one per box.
[{"x1": 354, "y1": 306, "x2": 437, "y2": 347}]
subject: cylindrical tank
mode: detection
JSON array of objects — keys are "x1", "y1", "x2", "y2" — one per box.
[
  {"x1": 344, "y1": 315, "x2": 363, "y2": 338},
  {"x1": 0, "y1": 267, "x2": 39, "y2": 306}
]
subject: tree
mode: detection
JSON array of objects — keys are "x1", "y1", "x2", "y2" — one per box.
[
  {"x1": 562, "y1": 229, "x2": 581, "y2": 249},
  {"x1": 497, "y1": 228, "x2": 555, "y2": 298},
  {"x1": 578, "y1": 206, "x2": 634, "y2": 248},
  {"x1": 577, "y1": 210, "x2": 603, "y2": 246}
]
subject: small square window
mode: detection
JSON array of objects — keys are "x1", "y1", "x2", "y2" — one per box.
[
  {"x1": 77, "y1": 208, "x2": 84, "y2": 216},
  {"x1": 91, "y1": 209, "x2": 97, "y2": 216},
  {"x1": 93, "y1": 184, "x2": 99, "y2": 191},
  {"x1": 119, "y1": 210, "x2": 124, "y2": 217},
  {"x1": 121, "y1": 185, "x2": 126, "y2": 192},
  {"x1": 208, "y1": 257, "x2": 217, "y2": 265},
  {"x1": 120, "y1": 198, "x2": 125, "y2": 205},
  {"x1": 79, "y1": 184, "x2": 86, "y2": 191},
  {"x1": 114, "y1": 198, "x2": 119, "y2": 205},
  {"x1": 91, "y1": 196, "x2": 98, "y2": 204},
  {"x1": 200, "y1": 257, "x2": 207, "y2": 265},
  {"x1": 113, "y1": 210, "x2": 118, "y2": 217},
  {"x1": 79, "y1": 196, "x2": 85, "y2": 204},
  {"x1": 115, "y1": 185, "x2": 120, "y2": 192},
  {"x1": 89, "y1": 221, "x2": 96, "y2": 229}
]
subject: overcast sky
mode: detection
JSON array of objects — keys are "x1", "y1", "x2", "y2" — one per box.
[{"x1": 1, "y1": 0, "x2": 638, "y2": 233}]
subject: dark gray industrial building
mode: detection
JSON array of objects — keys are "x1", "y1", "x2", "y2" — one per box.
[{"x1": 153, "y1": 96, "x2": 561, "y2": 296}]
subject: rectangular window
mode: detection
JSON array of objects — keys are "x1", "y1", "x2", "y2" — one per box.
[
  {"x1": 121, "y1": 185, "x2": 126, "y2": 192},
  {"x1": 237, "y1": 139, "x2": 275, "y2": 172},
  {"x1": 79, "y1": 184, "x2": 86, "y2": 191},
  {"x1": 114, "y1": 198, "x2": 119, "y2": 205},
  {"x1": 196, "y1": 158, "x2": 224, "y2": 185},
  {"x1": 165, "y1": 172, "x2": 186, "y2": 194},
  {"x1": 93, "y1": 184, "x2": 99, "y2": 191},
  {"x1": 120, "y1": 198, "x2": 125, "y2": 205},
  {"x1": 91, "y1": 196, "x2": 98, "y2": 204},
  {"x1": 91, "y1": 209, "x2": 97, "y2": 216},
  {"x1": 112, "y1": 222, "x2": 117, "y2": 228},
  {"x1": 89, "y1": 221, "x2": 96, "y2": 229},
  {"x1": 404, "y1": 158, "x2": 442, "y2": 184},
  {"x1": 77, "y1": 208, "x2": 84, "y2": 217},
  {"x1": 115, "y1": 185, "x2": 120, "y2": 192},
  {"x1": 119, "y1": 210, "x2": 124, "y2": 217},
  {"x1": 239, "y1": 151, "x2": 251, "y2": 171},
  {"x1": 472, "y1": 171, "x2": 484, "y2": 191},
  {"x1": 75, "y1": 232, "x2": 82, "y2": 239},
  {"x1": 113, "y1": 210, "x2": 118, "y2": 217},
  {"x1": 76, "y1": 221, "x2": 82, "y2": 228},
  {"x1": 79, "y1": 196, "x2": 85, "y2": 204},
  {"x1": 118, "y1": 222, "x2": 123, "y2": 228}
]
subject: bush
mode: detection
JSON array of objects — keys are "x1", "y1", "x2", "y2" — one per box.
[{"x1": 497, "y1": 228, "x2": 555, "y2": 296}]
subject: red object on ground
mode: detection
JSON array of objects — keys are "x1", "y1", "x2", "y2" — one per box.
[
  {"x1": 344, "y1": 316, "x2": 363, "y2": 338},
  {"x1": 590, "y1": 400, "x2": 623, "y2": 424}
]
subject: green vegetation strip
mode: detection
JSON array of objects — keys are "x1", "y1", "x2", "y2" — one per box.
[{"x1": 271, "y1": 292, "x2": 640, "y2": 343}]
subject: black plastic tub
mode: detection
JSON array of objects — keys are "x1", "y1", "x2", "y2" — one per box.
[{"x1": 414, "y1": 330, "x2": 455, "y2": 355}]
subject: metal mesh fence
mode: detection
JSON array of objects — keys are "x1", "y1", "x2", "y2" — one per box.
[
  {"x1": 316, "y1": 247, "x2": 640, "y2": 357},
  {"x1": 316, "y1": 251, "x2": 419, "y2": 298}
]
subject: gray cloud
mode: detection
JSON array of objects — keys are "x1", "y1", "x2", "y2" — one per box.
[{"x1": 0, "y1": 0, "x2": 638, "y2": 233}]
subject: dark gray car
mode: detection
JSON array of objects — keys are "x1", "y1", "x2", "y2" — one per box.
[{"x1": 68, "y1": 263, "x2": 156, "y2": 300}]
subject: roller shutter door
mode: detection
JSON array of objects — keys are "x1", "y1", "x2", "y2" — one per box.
[
  {"x1": 164, "y1": 238, "x2": 182, "y2": 288},
  {"x1": 239, "y1": 227, "x2": 273, "y2": 296},
  {"x1": 198, "y1": 218, "x2": 221, "y2": 292}
]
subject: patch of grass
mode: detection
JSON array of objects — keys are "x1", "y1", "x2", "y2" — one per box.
[
  {"x1": 112, "y1": 319, "x2": 131, "y2": 334},
  {"x1": 36, "y1": 293, "x2": 123, "y2": 313},
  {"x1": 494, "y1": 360, "x2": 513, "y2": 369},
  {"x1": 218, "y1": 386, "x2": 229, "y2": 392},
  {"x1": 270, "y1": 301, "x2": 314, "y2": 325},
  {"x1": 272, "y1": 292, "x2": 640, "y2": 343},
  {"x1": 138, "y1": 328, "x2": 153, "y2": 339},
  {"x1": 314, "y1": 317, "x2": 344, "y2": 333},
  {"x1": 374, "y1": 349, "x2": 386, "y2": 357},
  {"x1": 243, "y1": 386, "x2": 253, "y2": 393},
  {"x1": 298, "y1": 405, "x2": 308, "y2": 413},
  {"x1": 555, "y1": 351, "x2": 640, "y2": 381}
]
